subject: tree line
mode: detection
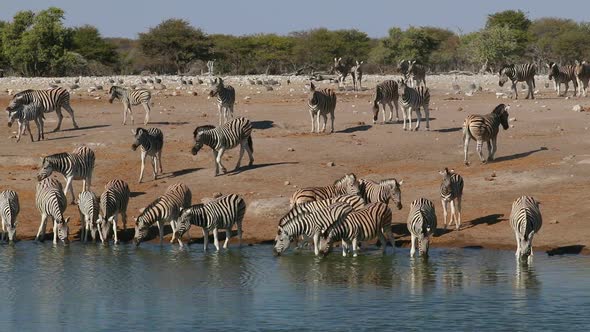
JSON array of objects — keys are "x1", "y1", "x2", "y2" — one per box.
[{"x1": 1, "y1": 7, "x2": 589, "y2": 77}]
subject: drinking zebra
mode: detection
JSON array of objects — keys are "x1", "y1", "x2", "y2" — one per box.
[
  {"x1": 37, "y1": 146, "x2": 96, "y2": 204},
  {"x1": 439, "y1": 168, "x2": 464, "y2": 230},
  {"x1": 398, "y1": 79, "x2": 431, "y2": 131},
  {"x1": 208, "y1": 77, "x2": 235, "y2": 125},
  {"x1": 131, "y1": 127, "x2": 164, "y2": 183},
  {"x1": 290, "y1": 173, "x2": 360, "y2": 207},
  {"x1": 498, "y1": 64, "x2": 536, "y2": 99},
  {"x1": 359, "y1": 178, "x2": 403, "y2": 210},
  {"x1": 407, "y1": 198, "x2": 437, "y2": 257},
  {"x1": 108, "y1": 85, "x2": 152, "y2": 125},
  {"x1": 7, "y1": 87, "x2": 78, "y2": 132},
  {"x1": 307, "y1": 82, "x2": 337, "y2": 133},
  {"x1": 98, "y1": 179, "x2": 130, "y2": 244},
  {"x1": 371, "y1": 80, "x2": 400, "y2": 124},
  {"x1": 191, "y1": 117, "x2": 253, "y2": 176},
  {"x1": 463, "y1": 104, "x2": 510, "y2": 165},
  {"x1": 547, "y1": 62, "x2": 578, "y2": 97},
  {"x1": 575, "y1": 60, "x2": 590, "y2": 97},
  {"x1": 164, "y1": 183, "x2": 192, "y2": 243},
  {"x1": 35, "y1": 178, "x2": 69, "y2": 244},
  {"x1": 6, "y1": 99, "x2": 45, "y2": 142},
  {"x1": 176, "y1": 193, "x2": 245, "y2": 250},
  {"x1": 78, "y1": 191, "x2": 100, "y2": 242},
  {"x1": 352, "y1": 60, "x2": 363, "y2": 91},
  {"x1": 0, "y1": 190, "x2": 19, "y2": 242},
  {"x1": 510, "y1": 196, "x2": 542, "y2": 261},
  {"x1": 408, "y1": 60, "x2": 427, "y2": 87}
]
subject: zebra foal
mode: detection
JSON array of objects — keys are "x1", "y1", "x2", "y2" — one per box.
[
  {"x1": 498, "y1": 64, "x2": 536, "y2": 99},
  {"x1": 290, "y1": 173, "x2": 360, "y2": 208},
  {"x1": 131, "y1": 127, "x2": 164, "y2": 183},
  {"x1": 371, "y1": 80, "x2": 400, "y2": 124},
  {"x1": 8, "y1": 87, "x2": 77, "y2": 132},
  {"x1": 398, "y1": 78, "x2": 431, "y2": 131},
  {"x1": 35, "y1": 178, "x2": 69, "y2": 244},
  {"x1": 0, "y1": 190, "x2": 19, "y2": 242},
  {"x1": 463, "y1": 104, "x2": 510, "y2": 165},
  {"x1": 209, "y1": 77, "x2": 236, "y2": 125},
  {"x1": 6, "y1": 99, "x2": 45, "y2": 142},
  {"x1": 510, "y1": 196, "x2": 542, "y2": 261},
  {"x1": 407, "y1": 198, "x2": 437, "y2": 257},
  {"x1": 108, "y1": 85, "x2": 152, "y2": 125},
  {"x1": 439, "y1": 168, "x2": 464, "y2": 230},
  {"x1": 307, "y1": 82, "x2": 337, "y2": 133},
  {"x1": 98, "y1": 179, "x2": 130, "y2": 244}
]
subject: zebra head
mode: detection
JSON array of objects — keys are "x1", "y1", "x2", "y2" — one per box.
[
  {"x1": 335, "y1": 173, "x2": 360, "y2": 196},
  {"x1": 5, "y1": 219, "x2": 17, "y2": 242},
  {"x1": 418, "y1": 235, "x2": 430, "y2": 257},
  {"x1": 439, "y1": 167, "x2": 453, "y2": 189},
  {"x1": 97, "y1": 215, "x2": 110, "y2": 242},
  {"x1": 518, "y1": 230, "x2": 535, "y2": 260},
  {"x1": 131, "y1": 128, "x2": 147, "y2": 151},
  {"x1": 208, "y1": 77, "x2": 223, "y2": 97},
  {"x1": 493, "y1": 104, "x2": 510, "y2": 130},
  {"x1": 397, "y1": 78, "x2": 409, "y2": 91},
  {"x1": 386, "y1": 179, "x2": 403, "y2": 210},
  {"x1": 55, "y1": 217, "x2": 70, "y2": 245},
  {"x1": 134, "y1": 217, "x2": 149, "y2": 246},
  {"x1": 546, "y1": 62, "x2": 558, "y2": 80},
  {"x1": 318, "y1": 231, "x2": 334, "y2": 256},
  {"x1": 191, "y1": 125, "x2": 215, "y2": 155},
  {"x1": 407, "y1": 60, "x2": 418, "y2": 74},
  {"x1": 37, "y1": 157, "x2": 55, "y2": 181},
  {"x1": 108, "y1": 85, "x2": 120, "y2": 104},
  {"x1": 498, "y1": 65, "x2": 513, "y2": 87},
  {"x1": 398, "y1": 59, "x2": 410, "y2": 77},
  {"x1": 6, "y1": 95, "x2": 25, "y2": 127},
  {"x1": 272, "y1": 227, "x2": 293, "y2": 256}
]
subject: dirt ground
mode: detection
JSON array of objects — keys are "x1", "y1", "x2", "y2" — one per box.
[{"x1": 1, "y1": 75, "x2": 589, "y2": 254}]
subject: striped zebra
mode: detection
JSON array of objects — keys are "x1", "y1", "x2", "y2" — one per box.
[
  {"x1": 463, "y1": 104, "x2": 510, "y2": 165},
  {"x1": 498, "y1": 64, "x2": 536, "y2": 99},
  {"x1": 131, "y1": 127, "x2": 164, "y2": 183},
  {"x1": 407, "y1": 198, "x2": 437, "y2": 257},
  {"x1": 164, "y1": 183, "x2": 192, "y2": 243},
  {"x1": 575, "y1": 60, "x2": 590, "y2": 97},
  {"x1": 6, "y1": 98, "x2": 45, "y2": 142},
  {"x1": 398, "y1": 59, "x2": 410, "y2": 79},
  {"x1": 290, "y1": 173, "x2": 360, "y2": 207},
  {"x1": 208, "y1": 77, "x2": 235, "y2": 125},
  {"x1": 359, "y1": 178, "x2": 403, "y2": 210},
  {"x1": 318, "y1": 202, "x2": 394, "y2": 257},
  {"x1": 333, "y1": 57, "x2": 353, "y2": 88},
  {"x1": 439, "y1": 168, "x2": 464, "y2": 230},
  {"x1": 8, "y1": 87, "x2": 78, "y2": 132},
  {"x1": 77, "y1": 191, "x2": 99, "y2": 242},
  {"x1": 308, "y1": 82, "x2": 337, "y2": 133},
  {"x1": 0, "y1": 190, "x2": 19, "y2": 242},
  {"x1": 35, "y1": 178, "x2": 69, "y2": 244},
  {"x1": 176, "y1": 194, "x2": 245, "y2": 250},
  {"x1": 510, "y1": 196, "x2": 542, "y2": 260},
  {"x1": 408, "y1": 60, "x2": 427, "y2": 87},
  {"x1": 398, "y1": 79, "x2": 431, "y2": 131},
  {"x1": 371, "y1": 80, "x2": 400, "y2": 124},
  {"x1": 352, "y1": 60, "x2": 363, "y2": 91},
  {"x1": 37, "y1": 146, "x2": 96, "y2": 204},
  {"x1": 108, "y1": 85, "x2": 152, "y2": 125},
  {"x1": 191, "y1": 117, "x2": 253, "y2": 176},
  {"x1": 547, "y1": 62, "x2": 578, "y2": 97},
  {"x1": 98, "y1": 179, "x2": 130, "y2": 244}
]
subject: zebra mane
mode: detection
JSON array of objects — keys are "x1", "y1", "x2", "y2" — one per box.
[
  {"x1": 498, "y1": 64, "x2": 514, "y2": 74},
  {"x1": 491, "y1": 104, "x2": 506, "y2": 115},
  {"x1": 333, "y1": 173, "x2": 356, "y2": 187},
  {"x1": 44, "y1": 152, "x2": 70, "y2": 163},
  {"x1": 379, "y1": 178, "x2": 399, "y2": 188},
  {"x1": 193, "y1": 125, "x2": 216, "y2": 138}
]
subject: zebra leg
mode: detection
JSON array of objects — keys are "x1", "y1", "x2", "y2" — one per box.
[
  {"x1": 320, "y1": 113, "x2": 327, "y2": 132},
  {"x1": 352, "y1": 238, "x2": 359, "y2": 257},
  {"x1": 121, "y1": 211, "x2": 127, "y2": 231},
  {"x1": 402, "y1": 107, "x2": 409, "y2": 130},
  {"x1": 410, "y1": 234, "x2": 416, "y2": 257},
  {"x1": 218, "y1": 104, "x2": 223, "y2": 126},
  {"x1": 424, "y1": 105, "x2": 430, "y2": 130},
  {"x1": 151, "y1": 156, "x2": 157, "y2": 180},
  {"x1": 15, "y1": 122, "x2": 24, "y2": 142},
  {"x1": 514, "y1": 232, "x2": 521, "y2": 257},
  {"x1": 490, "y1": 137, "x2": 498, "y2": 161},
  {"x1": 456, "y1": 197, "x2": 462, "y2": 231},
  {"x1": 128, "y1": 104, "x2": 135, "y2": 125},
  {"x1": 223, "y1": 228, "x2": 231, "y2": 249},
  {"x1": 563, "y1": 82, "x2": 569, "y2": 97},
  {"x1": 378, "y1": 231, "x2": 387, "y2": 255},
  {"x1": 213, "y1": 228, "x2": 220, "y2": 251},
  {"x1": 158, "y1": 150, "x2": 163, "y2": 174},
  {"x1": 393, "y1": 100, "x2": 400, "y2": 122},
  {"x1": 169, "y1": 220, "x2": 177, "y2": 243},
  {"x1": 122, "y1": 105, "x2": 127, "y2": 125},
  {"x1": 237, "y1": 220, "x2": 242, "y2": 248},
  {"x1": 53, "y1": 108, "x2": 64, "y2": 132},
  {"x1": 329, "y1": 111, "x2": 335, "y2": 133},
  {"x1": 65, "y1": 176, "x2": 76, "y2": 204},
  {"x1": 441, "y1": 199, "x2": 448, "y2": 229},
  {"x1": 316, "y1": 112, "x2": 321, "y2": 134},
  {"x1": 138, "y1": 150, "x2": 147, "y2": 183},
  {"x1": 203, "y1": 229, "x2": 209, "y2": 251},
  {"x1": 476, "y1": 140, "x2": 486, "y2": 163},
  {"x1": 1, "y1": 220, "x2": 5, "y2": 242},
  {"x1": 143, "y1": 102, "x2": 151, "y2": 125},
  {"x1": 215, "y1": 148, "x2": 227, "y2": 175},
  {"x1": 112, "y1": 216, "x2": 119, "y2": 244},
  {"x1": 26, "y1": 121, "x2": 34, "y2": 142},
  {"x1": 413, "y1": 108, "x2": 422, "y2": 131},
  {"x1": 246, "y1": 139, "x2": 254, "y2": 166},
  {"x1": 62, "y1": 104, "x2": 78, "y2": 129},
  {"x1": 309, "y1": 110, "x2": 316, "y2": 133},
  {"x1": 512, "y1": 82, "x2": 519, "y2": 100},
  {"x1": 235, "y1": 141, "x2": 246, "y2": 170},
  {"x1": 157, "y1": 220, "x2": 164, "y2": 245},
  {"x1": 53, "y1": 219, "x2": 58, "y2": 244},
  {"x1": 229, "y1": 105, "x2": 235, "y2": 120},
  {"x1": 572, "y1": 80, "x2": 578, "y2": 97},
  {"x1": 450, "y1": 200, "x2": 458, "y2": 230}
]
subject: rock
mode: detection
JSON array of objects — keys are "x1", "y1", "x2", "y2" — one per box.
[
  {"x1": 287, "y1": 148, "x2": 295, "y2": 152},
  {"x1": 509, "y1": 117, "x2": 516, "y2": 122},
  {"x1": 550, "y1": 219, "x2": 559, "y2": 224},
  {"x1": 190, "y1": 91, "x2": 198, "y2": 96},
  {"x1": 457, "y1": 107, "x2": 463, "y2": 112},
  {"x1": 284, "y1": 181, "x2": 290, "y2": 186},
  {"x1": 484, "y1": 177, "x2": 495, "y2": 181},
  {"x1": 244, "y1": 96, "x2": 251, "y2": 100},
  {"x1": 491, "y1": 172, "x2": 497, "y2": 178},
  {"x1": 327, "y1": 162, "x2": 335, "y2": 167},
  {"x1": 212, "y1": 192, "x2": 223, "y2": 198},
  {"x1": 562, "y1": 155, "x2": 576, "y2": 161},
  {"x1": 572, "y1": 104, "x2": 584, "y2": 112},
  {"x1": 94, "y1": 97, "x2": 101, "y2": 100},
  {"x1": 7, "y1": 89, "x2": 13, "y2": 95}
]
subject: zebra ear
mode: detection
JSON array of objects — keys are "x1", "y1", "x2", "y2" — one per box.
[
  {"x1": 64, "y1": 217, "x2": 70, "y2": 224},
  {"x1": 131, "y1": 129, "x2": 136, "y2": 135},
  {"x1": 398, "y1": 179, "x2": 403, "y2": 186}
]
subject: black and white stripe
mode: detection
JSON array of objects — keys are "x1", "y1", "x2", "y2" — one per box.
[
  {"x1": 0, "y1": 190, "x2": 19, "y2": 242},
  {"x1": 6, "y1": 100, "x2": 45, "y2": 142},
  {"x1": 78, "y1": 191, "x2": 99, "y2": 243},
  {"x1": 463, "y1": 104, "x2": 510, "y2": 165},
  {"x1": 372, "y1": 80, "x2": 400, "y2": 124},
  {"x1": 439, "y1": 168, "x2": 464, "y2": 230},
  {"x1": 164, "y1": 183, "x2": 192, "y2": 244},
  {"x1": 280, "y1": 194, "x2": 365, "y2": 227},
  {"x1": 8, "y1": 87, "x2": 78, "y2": 131},
  {"x1": 98, "y1": 179, "x2": 130, "y2": 244},
  {"x1": 290, "y1": 173, "x2": 360, "y2": 207},
  {"x1": 398, "y1": 79, "x2": 431, "y2": 131},
  {"x1": 498, "y1": 64, "x2": 536, "y2": 99},
  {"x1": 352, "y1": 60, "x2": 363, "y2": 91},
  {"x1": 131, "y1": 127, "x2": 164, "y2": 183},
  {"x1": 333, "y1": 57, "x2": 353, "y2": 88},
  {"x1": 408, "y1": 60, "x2": 427, "y2": 87},
  {"x1": 35, "y1": 178, "x2": 69, "y2": 244},
  {"x1": 510, "y1": 196, "x2": 542, "y2": 260},
  {"x1": 208, "y1": 77, "x2": 236, "y2": 125},
  {"x1": 407, "y1": 198, "x2": 437, "y2": 257},
  {"x1": 308, "y1": 82, "x2": 337, "y2": 133},
  {"x1": 575, "y1": 60, "x2": 590, "y2": 97},
  {"x1": 398, "y1": 59, "x2": 410, "y2": 80},
  {"x1": 108, "y1": 85, "x2": 152, "y2": 125},
  {"x1": 547, "y1": 62, "x2": 578, "y2": 97},
  {"x1": 359, "y1": 178, "x2": 403, "y2": 210}
]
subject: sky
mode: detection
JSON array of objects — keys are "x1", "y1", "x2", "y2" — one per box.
[{"x1": 1, "y1": 0, "x2": 589, "y2": 39}]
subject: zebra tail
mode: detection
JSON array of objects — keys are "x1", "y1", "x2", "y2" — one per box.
[{"x1": 248, "y1": 136, "x2": 254, "y2": 153}]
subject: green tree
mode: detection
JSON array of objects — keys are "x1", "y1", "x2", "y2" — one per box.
[
  {"x1": 71, "y1": 25, "x2": 118, "y2": 66},
  {"x1": 461, "y1": 25, "x2": 520, "y2": 69},
  {"x1": 486, "y1": 10, "x2": 531, "y2": 31}
]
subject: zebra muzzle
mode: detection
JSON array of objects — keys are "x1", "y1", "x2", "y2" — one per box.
[
  {"x1": 131, "y1": 144, "x2": 138, "y2": 151},
  {"x1": 7, "y1": 122, "x2": 12, "y2": 128}
]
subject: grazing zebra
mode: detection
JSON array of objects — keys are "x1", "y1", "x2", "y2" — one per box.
[
  {"x1": 351, "y1": 60, "x2": 363, "y2": 91},
  {"x1": 408, "y1": 60, "x2": 427, "y2": 87},
  {"x1": 575, "y1": 60, "x2": 590, "y2": 97},
  {"x1": 463, "y1": 104, "x2": 510, "y2": 165},
  {"x1": 371, "y1": 80, "x2": 400, "y2": 124},
  {"x1": 37, "y1": 146, "x2": 96, "y2": 204},
  {"x1": 547, "y1": 62, "x2": 578, "y2": 97},
  {"x1": 407, "y1": 198, "x2": 437, "y2": 257},
  {"x1": 498, "y1": 64, "x2": 536, "y2": 99},
  {"x1": 439, "y1": 168, "x2": 464, "y2": 230},
  {"x1": 510, "y1": 196, "x2": 542, "y2": 261},
  {"x1": 208, "y1": 77, "x2": 235, "y2": 125},
  {"x1": 6, "y1": 99, "x2": 45, "y2": 142},
  {"x1": 108, "y1": 85, "x2": 152, "y2": 125},
  {"x1": 176, "y1": 194, "x2": 245, "y2": 250},
  {"x1": 131, "y1": 127, "x2": 164, "y2": 183},
  {"x1": 0, "y1": 190, "x2": 19, "y2": 242},
  {"x1": 191, "y1": 117, "x2": 253, "y2": 176},
  {"x1": 318, "y1": 202, "x2": 394, "y2": 257},
  {"x1": 35, "y1": 178, "x2": 69, "y2": 244},
  {"x1": 8, "y1": 87, "x2": 78, "y2": 132},
  {"x1": 333, "y1": 57, "x2": 354, "y2": 87},
  {"x1": 398, "y1": 79, "x2": 431, "y2": 131},
  {"x1": 359, "y1": 178, "x2": 403, "y2": 210},
  {"x1": 77, "y1": 191, "x2": 99, "y2": 242},
  {"x1": 98, "y1": 179, "x2": 130, "y2": 244},
  {"x1": 290, "y1": 173, "x2": 360, "y2": 207},
  {"x1": 307, "y1": 82, "x2": 337, "y2": 133}
]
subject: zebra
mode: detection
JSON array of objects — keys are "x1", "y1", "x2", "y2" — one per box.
[
  {"x1": 0, "y1": 190, "x2": 19, "y2": 242},
  {"x1": 164, "y1": 183, "x2": 192, "y2": 243},
  {"x1": 77, "y1": 191, "x2": 99, "y2": 242},
  {"x1": 37, "y1": 146, "x2": 96, "y2": 204},
  {"x1": 35, "y1": 178, "x2": 69, "y2": 244},
  {"x1": 575, "y1": 60, "x2": 590, "y2": 97},
  {"x1": 191, "y1": 117, "x2": 253, "y2": 176},
  {"x1": 398, "y1": 78, "x2": 431, "y2": 131},
  {"x1": 108, "y1": 85, "x2": 152, "y2": 125},
  {"x1": 318, "y1": 202, "x2": 394, "y2": 257},
  {"x1": 208, "y1": 77, "x2": 235, "y2": 125},
  {"x1": 439, "y1": 168, "x2": 464, "y2": 230},
  {"x1": 408, "y1": 60, "x2": 427, "y2": 87},
  {"x1": 547, "y1": 62, "x2": 578, "y2": 97},
  {"x1": 510, "y1": 196, "x2": 542, "y2": 261},
  {"x1": 359, "y1": 178, "x2": 403, "y2": 210},
  {"x1": 371, "y1": 80, "x2": 400, "y2": 124},
  {"x1": 333, "y1": 57, "x2": 354, "y2": 88},
  {"x1": 176, "y1": 194, "x2": 245, "y2": 250},
  {"x1": 290, "y1": 173, "x2": 360, "y2": 207},
  {"x1": 498, "y1": 64, "x2": 536, "y2": 99},
  {"x1": 98, "y1": 179, "x2": 130, "y2": 244},
  {"x1": 398, "y1": 59, "x2": 410, "y2": 80},
  {"x1": 131, "y1": 127, "x2": 164, "y2": 183},
  {"x1": 6, "y1": 98, "x2": 45, "y2": 142},
  {"x1": 407, "y1": 198, "x2": 437, "y2": 257},
  {"x1": 463, "y1": 103, "x2": 510, "y2": 165},
  {"x1": 307, "y1": 82, "x2": 337, "y2": 133},
  {"x1": 7, "y1": 87, "x2": 78, "y2": 132},
  {"x1": 351, "y1": 60, "x2": 363, "y2": 91}
]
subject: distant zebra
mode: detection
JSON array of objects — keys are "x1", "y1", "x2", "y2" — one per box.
[
  {"x1": 463, "y1": 104, "x2": 510, "y2": 165},
  {"x1": 575, "y1": 60, "x2": 590, "y2": 97},
  {"x1": 498, "y1": 64, "x2": 536, "y2": 99},
  {"x1": 0, "y1": 190, "x2": 19, "y2": 242},
  {"x1": 351, "y1": 60, "x2": 363, "y2": 91},
  {"x1": 176, "y1": 194, "x2": 245, "y2": 250},
  {"x1": 131, "y1": 127, "x2": 164, "y2": 183},
  {"x1": 208, "y1": 77, "x2": 236, "y2": 125},
  {"x1": 439, "y1": 168, "x2": 464, "y2": 230},
  {"x1": 108, "y1": 85, "x2": 152, "y2": 125},
  {"x1": 398, "y1": 59, "x2": 410, "y2": 79},
  {"x1": 35, "y1": 178, "x2": 69, "y2": 244},
  {"x1": 408, "y1": 60, "x2": 427, "y2": 87},
  {"x1": 359, "y1": 178, "x2": 403, "y2": 210},
  {"x1": 307, "y1": 82, "x2": 337, "y2": 133},
  {"x1": 371, "y1": 80, "x2": 400, "y2": 124},
  {"x1": 333, "y1": 57, "x2": 353, "y2": 88},
  {"x1": 290, "y1": 173, "x2": 360, "y2": 208},
  {"x1": 398, "y1": 79, "x2": 431, "y2": 131},
  {"x1": 407, "y1": 198, "x2": 437, "y2": 257},
  {"x1": 78, "y1": 191, "x2": 99, "y2": 242},
  {"x1": 191, "y1": 117, "x2": 253, "y2": 176},
  {"x1": 6, "y1": 99, "x2": 45, "y2": 142},
  {"x1": 547, "y1": 62, "x2": 578, "y2": 97},
  {"x1": 37, "y1": 146, "x2": 96, "y2": 204},
  {"x1": 510, "y1": 196, "x2": 542, "y2": 261},
  {"x1": 8, "y1": 87, "x2": 78, "y2": 132},
  {"x1": 98, "y1": 179, "x2": 130, "y2": 244}
]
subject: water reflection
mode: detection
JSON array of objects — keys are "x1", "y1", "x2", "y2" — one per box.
[
  {"x1": 514, "y1": 260, "x2": 540, "y2": 293},
  {"x1": 409, "y1": 256, "x2": 437, "y2": 296}
]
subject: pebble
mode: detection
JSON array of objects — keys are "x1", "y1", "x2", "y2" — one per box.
[
  {"x1": 213, "y1": 192, "x2": 222, "y2": 198},
  {"x1": 284, "y1": 181, "x2": 290, "y2": 186},
  {"x1": 287, "y1": 148, "x2": 295, "y2": 152},
  {"x1": 327, "y1": 162, "x2": 335, "y2": 167},
  {"x1": 244, "y1": 96, "x2": 251, "y2": 100},
  {"x1": 509, "y1": 117, "x2": 516, "y2": 122},
  {"x1": 572, "y1": 105, "x2": 584, "y2": 112}
]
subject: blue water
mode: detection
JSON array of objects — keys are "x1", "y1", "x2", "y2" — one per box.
[{"x1": 0, "y1": 243, "x2": 588, "y2": 331}]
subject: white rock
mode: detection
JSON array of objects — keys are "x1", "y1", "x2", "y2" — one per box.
[{"x1": 572, "y1": 104, "x2": 584, "y2": 112}]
